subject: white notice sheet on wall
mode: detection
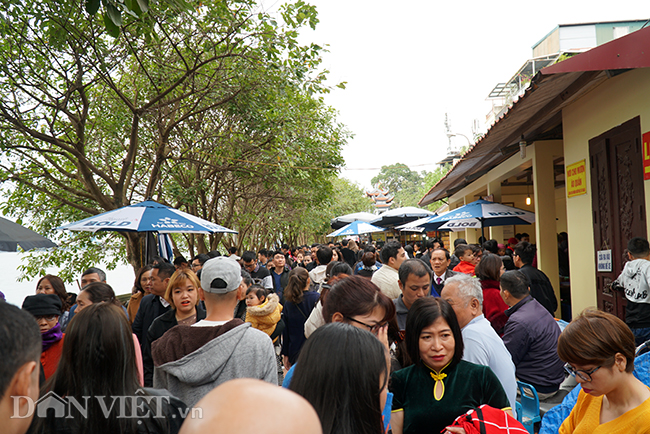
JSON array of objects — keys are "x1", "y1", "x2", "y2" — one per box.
[{"x1": 597, "y1": 250, "x2": 613, "y2": 272}]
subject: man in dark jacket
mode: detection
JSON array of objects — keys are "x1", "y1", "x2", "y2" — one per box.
[
  {"x1": 394, "y1": 259, "x2": 432, "y2": 330},
  {"x1": 340, "y1": 239, "x2": 356, "y2": 268},
  {"x1": 429, "y1": 248, "x2": 459, "y2": 297},
  {"x1": 500, "y1": 270, "x2": 565, "y2": 399},
  {"x1": 242, "y1": 250, "x2": 272, "y2": 290},
  {"x1": 269, "y1": 251, "x2": 291, "y2": 301},
  {"x1": 514, "y1": 241, "x2": 558, "y2": 316},
  {"x1": 132, "y1": 262, "x2": 175, "y2": 347}
]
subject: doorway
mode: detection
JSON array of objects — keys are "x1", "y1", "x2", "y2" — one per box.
[{"x1": 589, "y1": 116, "x2": 647, "y2": 319}]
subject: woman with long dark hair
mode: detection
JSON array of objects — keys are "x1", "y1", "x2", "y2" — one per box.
[
  {"x1": 291, "y1": 323, "x2": 388, "y2": 434},
  {"x1": 74, "y1": 282, "x2": 145, "y2": 385},
  {"x1": 331, "y1": 247, "x2": 342, "y2": 263},
  {"x1": 285, "y1": 276, "x2": 397, "y2": 411},
  {"x1": 127, "y1": 265, "x2": 154, "y2": 325},
  {"x1": 36, "y1": 274, "x2": 70, "y2": 329},
  {"x1": 36, "y1": 275, "x2": 68, "y2": 311},
  {"x1": 281, "y1": 267, "x2": 319, "y2": 370},
  {"x1": 75, "y1": 282, "x2": 123, "y2": 311},
  {"x1": 31, "y1": 303, "x2": 187, "y2": 434}
]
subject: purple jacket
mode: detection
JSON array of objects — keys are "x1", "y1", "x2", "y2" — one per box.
[{"x1": 502, "y1": 295, "x2": 565, "y2": 393}]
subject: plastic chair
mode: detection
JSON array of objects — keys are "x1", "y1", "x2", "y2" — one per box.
[
  {"x1": 516, "y1": 381, "x2": 541, "y2": 434},
  {"x1": 636, "y1": 340, "x2": 650, "y2": 356}
]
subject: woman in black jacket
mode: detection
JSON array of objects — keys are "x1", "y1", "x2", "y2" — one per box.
[{"x1": 143, "y1": 269, "x2": 206, "y2": 387}]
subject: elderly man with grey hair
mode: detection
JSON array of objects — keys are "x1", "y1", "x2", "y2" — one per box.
[{"x1": 440, "y1": 273, "x2": 517, "y2": 414}]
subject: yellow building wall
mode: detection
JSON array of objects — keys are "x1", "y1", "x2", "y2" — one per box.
[
  {"x1": 449, "y1": 146, "x2": 540, "y2": 245},
  {"x1": 555, "y1": 188, "x2": 567, "y2": 233},
  {"x1": 562, "y1": 67, "x2": 650, "y2": 317}
]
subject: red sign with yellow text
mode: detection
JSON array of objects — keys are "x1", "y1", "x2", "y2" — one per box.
[
  {"x1": 644, "y1": 132, "x2": 650, "y2": 180},
  {"x1": 566, "y1": 160, "x2": 587, "y2": 198}
]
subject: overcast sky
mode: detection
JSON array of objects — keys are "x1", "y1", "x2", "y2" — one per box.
[{"x1": 263, "y1": 1, "x2": 648, "y2": 189}]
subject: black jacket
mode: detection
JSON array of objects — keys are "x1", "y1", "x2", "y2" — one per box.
[
  {"x1": 143, "y1": 306, "x2": 206, "y2": 387},
  {"x1": 132, "y1": 294, "x2": 172, "y2": 346},
  {"x1": 431, "y1": 269, "x2": 460, "y2": 297},
  {"x1": 341, "y1": 248, "x2": 356, "y2": 267},
  {"x1": 270, "y1": 266, "x2": 291, "y2": 301},
  {"x1": 27, "y1": 387, "x2": 187, "y2": 434},
  {"x1": 519, "y1": 264, "x2": 558, "y2": 315}
]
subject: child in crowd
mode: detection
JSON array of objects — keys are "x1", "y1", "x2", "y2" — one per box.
[
  {"x1": 245, "y1": 285, "x2": 283, "y2": 342},
  {"x1": 245, "y1": 284, "x2": 285, "y2": 384},
  {"x1": 453, "y1": 244, "x2": 476, "y2": 276}
]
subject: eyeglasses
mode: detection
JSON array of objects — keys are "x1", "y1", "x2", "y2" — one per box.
[
  {"x1": 345, "y1": 316, "x2": 386, "y2": 334},
  {"x1": 564, "y1": 363, "x2": 601, "y2": 382},
  {"x1": 36, "y1": 315, "x2": 59, "y2": 322}
]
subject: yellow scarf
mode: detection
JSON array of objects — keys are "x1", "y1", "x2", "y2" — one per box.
[{"x1": 424, "y1": 362, "x2": 451, "y2": 401}]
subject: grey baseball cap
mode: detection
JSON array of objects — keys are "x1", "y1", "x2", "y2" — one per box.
[{"x1": 200, "y1": 256, "x2": 242, "y2": 294}]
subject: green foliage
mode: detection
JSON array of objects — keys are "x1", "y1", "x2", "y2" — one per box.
[
  {"x1": 0, "y1": 0, "x2": 348, "y2": 281},
  {"x1": 419, "y1": 164, "x2": 451, "y2": 211},
  {"x1": 369, "y1": 163, "x2": 452, "y2": 210},
  {"x1": 554, "y1": 52, "x2": 578, "y2": 64},
  {"x1": 371, "y1": 163, "x2": 423, "y2": 208},
  {"x1": 330, "y1": 177, "x2": 374, "y2": 214},
  {"x1": 86, "y1": 0, "x2": 181, "y2": 37}
]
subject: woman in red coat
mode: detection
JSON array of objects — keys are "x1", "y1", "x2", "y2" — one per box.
[
  {"x1": 22, "y1": 293, "x2": 65, "y2": 379},
  {"x1": 475, "y1": 253, "x2": 509, "y2": 335}
]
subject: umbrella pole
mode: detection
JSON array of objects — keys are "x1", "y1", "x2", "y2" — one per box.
[{"x1": 481, "y1": 220, "x2": 485, "y2": 241}]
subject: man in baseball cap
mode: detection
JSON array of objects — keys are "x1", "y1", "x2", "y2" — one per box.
[{"x1": 151, "y1": 257, "x2": 277, "y2": 408}]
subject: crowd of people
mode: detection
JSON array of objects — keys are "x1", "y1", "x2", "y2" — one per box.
[{"x1": 2, "y1": 234, "x2": 650, "y2": 434}]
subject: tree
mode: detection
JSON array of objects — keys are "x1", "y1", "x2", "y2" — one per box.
[
  {"x1": 418, "y1": 164, "x2": 451, "y2": 211},
  {"x1": 371, "y1": 163, "x2": 423, "y2": 208},
  {"x1": 369, "y1": 163, "x2": 452, "y2": 211},
  {"x1": 226, "y1": 176, "x2": 372, "y2": 249},
  {"x1": 312, "y1": 177, "x2": 374, "y2": 237},
  {"x1": 0, "y1": 0, "x2": 347, "y2": 281}
]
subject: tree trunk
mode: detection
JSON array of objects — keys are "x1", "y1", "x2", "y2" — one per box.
[{"x1": 124, "y1": 232, "x2": 144, "y2": 272}]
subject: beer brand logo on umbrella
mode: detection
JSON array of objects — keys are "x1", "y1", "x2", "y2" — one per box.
[
  {"x1": 151, "y1": 217, "x2": 194, "y2": 230},
  {"x1": 447, "y1": 211, "x2": 473, "y2": 219},
  {"x1": 83, "y1": 220, "x2": 133, "y2": 228}
]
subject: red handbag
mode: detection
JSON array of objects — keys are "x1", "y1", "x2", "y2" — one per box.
[{"x1": 445, "y1": 405, "x2": 529, "y2": 434}]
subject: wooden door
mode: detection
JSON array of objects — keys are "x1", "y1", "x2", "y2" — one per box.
[{"x1": 589, "y1": 116, "x2": 647, "y2": 319}]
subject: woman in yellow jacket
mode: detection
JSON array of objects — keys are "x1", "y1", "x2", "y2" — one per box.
[{"x1": 558, "y1": 309, "x2": 650, "y2": 434}]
